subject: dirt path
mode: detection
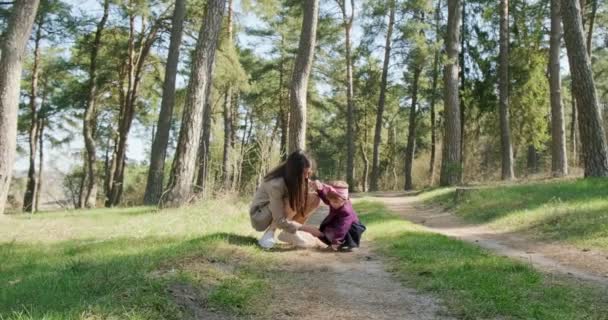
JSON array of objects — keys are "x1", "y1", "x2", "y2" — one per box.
[
  {"x1": 264, "y1": 208, "x2": 454, "y2": 320},
  {"x1": 373, "y1": 193, "x2": 608, "y2": 285}
]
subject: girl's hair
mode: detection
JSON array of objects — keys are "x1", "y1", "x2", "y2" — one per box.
[{"x1": 264, "y1": 150, "x2": 314, "y2": 214}]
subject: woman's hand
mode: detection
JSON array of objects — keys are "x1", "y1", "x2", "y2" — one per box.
[
  {"x1": 299, "y1": 225, "x2": 323, "y2": 237},
  {"x1": 308, "y1": 179, "x2": 323, "y2": 191}
]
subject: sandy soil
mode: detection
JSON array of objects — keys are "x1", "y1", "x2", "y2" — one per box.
[{"x1": 169, "y1": 206, "x2": 453, "y2": 320}]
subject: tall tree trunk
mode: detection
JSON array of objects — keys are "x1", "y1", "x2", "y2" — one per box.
[
  {"x1": 404, "y1": 67, "x2": 421, "y2": 190},
  {"x1": 499, "y1": 0, "x2": 515, "y2": 180},
  {"x1": 439, "y1": 0, "x2": 462, "y2": 186},
  {"x1": 560, "y1": 0, "x2": 608, "y2": 177},
  {"x1": 107, "y1": 12, "x2": 162, "y2": 207},
  {"x1": 585, "y1": 0, "x2": 597, "y2": 57},
  {"x1": 82, "y1": 0, "x2": 110, "y2": 209},
  {"x1": 23, "y1": 15, "x2": 44, "y2": 213},
  {"x1": 143, "y1": 0, "x2": 185, "y2": 205},
  {"x1": 429, "y1": 0, "x2": 441, "y2": 184},
  {"x1": 0, "y1": 0, "x2": 40, "y2": 215},
  {"x1": 278, "y1": 35, "x2": 288, "y2": 160},
  {"x1": 336, "y1": 0, "x2": 356, "y2": 191},
  {"x1": 288, "y1": 0, "x2": 319, "y2": 153},
  {"x1": 550, "y1": 0, "x2": 568, "y2": 177},
  {"x1": 195, "y1": 65, "x2": 216, "y2": 194},
  {"x1": 527, "y1": 145, "x2": 539, "y2": 174},
  {"x1": 459, "y1": 0, "x2": 466, "y2": 172},
  {"x1": 571, "y1": 85, "x2": 578, "y2": 166},
  {"x1": 163, "y1": 0, "x2": 226, "y2": 207},
  {"x1": 370, "y1": 0, "x2": 395, "y2": 191},
  {"x1": 222, "y1": 0, "x2": 235, "y2": 190},
  {"x1": 222, "y1": 89, "x2": 233, "y2": 189},
  {"x1": 35, "y1": 118, "x2": 44, "y2": 212}
]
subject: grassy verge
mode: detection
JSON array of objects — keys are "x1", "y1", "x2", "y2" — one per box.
[
  {"x1": 356, "y1": 200, "x2": 608, "y2": 319},
  {"x1": 0, "y1": 197, "x2": 276, "y2": 319},
  {"x1": 420, "y1": 178, "x2": 608, "y2": 250}
]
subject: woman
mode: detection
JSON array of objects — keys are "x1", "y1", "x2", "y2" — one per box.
[{"x1": 249, "y1": 150, "x2": 322, "y2": 249}]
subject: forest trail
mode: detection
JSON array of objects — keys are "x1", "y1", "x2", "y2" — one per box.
[
  {"x1": 372, "y1": 192, "x2": 608, "y2": 286},
  {"x1": 174, "y1": 206, "x2": 453, "y2": 320},
  {"x1": 257, "y1": 206, "x2": 452, "y2": 320}
]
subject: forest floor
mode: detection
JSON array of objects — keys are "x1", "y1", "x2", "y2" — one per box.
[{"x1": 2, "y1": 181, "x2": 608, "y2": 319}]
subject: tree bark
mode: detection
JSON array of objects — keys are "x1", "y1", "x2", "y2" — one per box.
[
  {"x1": 459, "y1": 0, "x2": 466, "y2": 171},
  {"x1": 550, "y1": 0, "x2": 568, "y2": 177},
  {"x1": 23, "y1": 14, "x2": 44, "y2": 213},
  {"x1": 499, "y1": 0, "x2": 515, "y2": 180},
  {"x1": 560, "y1": 0, "x2": 608, "y2": 177},
  {"x1": 221, "y1": 0, "x2": 235, "y2": 190},
  {"x1": 370, "y1": 0, "x2": 395, "y2": 191},
  {"x1": 439, "y1": 0, "x2": 462, "y2": 186},
  {"x1": 195, "y1": 64, "x2": 216, "y2": 194},
  {"x1": 222, "y1": 88, "x2": 233, "y2": 189},
  {"x1": 0, "y1": 0, "x2": 40, "y2": 215},
  {"x1": 585, "y1": 0, "x2": 597, "y2": 57},
  {"x1": 35, "y1": 119, "x2": 44, "y2": 212},
  {"x1": 527, "y1": 145, "x2": 539, "y2": 174},
  {"x1": 429, "y1": 0, "x2": 441, "y2": 184},
  {"x1": 143, "y1": 0, "x2": 186, "y2": 205},
  {"x1": 163, "y1": 0, "x2": 226, "y2": 207},
  {"x1": 81, "y1": 0, "x2": 110, "y2": 208},
  {"x1": 336, "y1": 0, "x2": 356, "y2": 191},
  {"x1": 404, "y1": 67, "x2": 421, "y2": 190},
  {"x1": 288, "y1": 0, "x2": 319, "y2": 153}
]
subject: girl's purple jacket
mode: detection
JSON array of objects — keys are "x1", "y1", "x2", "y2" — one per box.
[{"x1": 317, "y1": 186, "x2": 360, "y2": 245}]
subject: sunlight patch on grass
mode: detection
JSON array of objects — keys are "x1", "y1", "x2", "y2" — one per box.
[
  {"x1": 421, "y1": 179, "x2": 608, "y2": 250},
  {"x1": 0, "y1": 196, "x2": 276, "y2": 319}
]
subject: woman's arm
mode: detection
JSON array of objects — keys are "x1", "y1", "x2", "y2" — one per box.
[
  {"x1": 299, "y1": 224, "x2": 323, "y2": 237},
  {"x1": 267, "y1": 182, "x2": 302, "y2": 233}
]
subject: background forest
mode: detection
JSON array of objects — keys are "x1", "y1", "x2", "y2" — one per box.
[{"x1": 1, "y1": 0, "x2": 607, "y2": 213}]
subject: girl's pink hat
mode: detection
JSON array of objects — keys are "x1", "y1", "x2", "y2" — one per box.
[{"x1": 326, "y1": 181, "x2": 349, "y2": 200}]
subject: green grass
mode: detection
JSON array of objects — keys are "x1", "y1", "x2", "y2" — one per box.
[
  {"x1": 0, "y1": 197, "x2": 276, "y2": 319},
  {"x1": 356, "y1": 200, "x2": 608, "y2": 319},
  {"x1": 421, "y1": 178, "x2": 608, "y2": 249},
  {"x1": 4, "y1": 193, "x2": 608, "y2": 319}
]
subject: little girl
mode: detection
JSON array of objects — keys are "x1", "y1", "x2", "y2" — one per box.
[{"x1": 310, "y1": 180, "x2": 366, "y2": 251}]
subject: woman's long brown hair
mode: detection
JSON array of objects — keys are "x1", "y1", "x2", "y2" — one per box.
[{"x1": 264, "y1": 150, "x2": 313, "y2": 215}]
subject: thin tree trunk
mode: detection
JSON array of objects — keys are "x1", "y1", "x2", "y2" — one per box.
[
  {"x1": 108, "y1": 12, "x2": 162, "y2": 207},
  {"x1": 560, "y1": 0, "x2": 608, "y2": 177},
  {"x1": 222, "y1": 89, "x2": 233, "y2": 189},
  {"x1": 439, "y1": 0, "x2": 462, "y2": 186},
  {"x1": 429, "y1": 0, "x2": 441, "y2": 184},
  {"x1": 499, "y1": 0, "x2": 515, "y2": 180},
  {"x1": 459, "y1": 0, "x2": 466, "y2": 172},
  {"x1": 527, "y1": 145, "x2": 539, "y2": 174},
  {"x1": 288, "y1": 0, "x2": 319, "y2": 153},
  {"x1": 222, "y1": 0, "x2": 235, "y2": 190},
  {"x1": 571, "y1": 84, "x2": 578, "y2": 166},
  {"x1": 163, "y1": 0, "x2": 226, "y2": 207},
  {"x1": 278, "y1": 35, "x2": 288, "y2": 160},
  {"x1": 35, "y1": 118, "x2": 44, "y2": 212},
  {"x1": 82, "y1": 0, "x2": 110, "y2": 208},
  {"x1": 144, "y1": 0, "x2": 186, "y2": 205},
  {"x1": 550, "y1": 0, "x2": 568, "y2": 177},
  {"x1": 336, "y1": 0, "x2": 356, "y2": 191},
  {"x1": 585, "y1": 0, "x2": 597, "y2": 57},
  {"x1": 370, "y1": 0, "x2": 395, "y2": 191},
  {"x1": 23, "y1": 15, "x2": 44, "y2": 213},
  {"x1": 405, "y1": 67, "x2": 421, "y2": 190}
]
